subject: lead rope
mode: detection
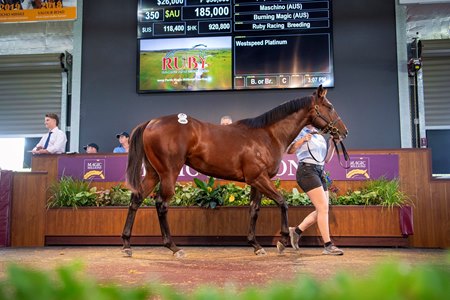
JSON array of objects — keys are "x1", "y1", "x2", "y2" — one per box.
[
  {"x1": 306, "y1": 133, "x2": 350, "y2": 169},
  {"x1": 306, "y1": 132, "x2": 327, "y2": 164},
  {"x1": 333, "y1": 139, "x2": 351, "y2": 169}
]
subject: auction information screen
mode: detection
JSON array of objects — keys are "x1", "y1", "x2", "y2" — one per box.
[{"x1": 137, "y1": 0, "x2": 333, "y2": 92}]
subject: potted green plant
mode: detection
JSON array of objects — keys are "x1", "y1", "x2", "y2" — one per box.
[
  {"x1": 47, "y1": 176, "x2": 95, "y2": 208},
  {"x1": 330, "y1": 178, "x2": 411, "y2": 207},
  {"x1": 44, "y1": 176, "x2": 413, "y2": 246},
  {"x1": 193, "y1": 177, "x2": 224, "y2": 209},
  {"x1": 47, "y1": 177, "x2": 133, "y2": 208}
]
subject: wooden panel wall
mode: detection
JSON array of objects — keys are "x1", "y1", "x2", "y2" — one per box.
[
  {"x1": 344, "y1": 149, "x2": 450, "y2": 248},
  {"x1": 45, "y1": 206, "x2": 402, "y2": 238},
  {"x1": 31, "y1": 155, "x2": 58, "y2": 183},
  {"x1": 10, "y1": 172, "x2": 47, "y2": 246}
]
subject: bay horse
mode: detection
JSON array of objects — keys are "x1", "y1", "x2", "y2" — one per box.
[{"x1": 122, "y1": 85, "x2": 348, "y2": 257}]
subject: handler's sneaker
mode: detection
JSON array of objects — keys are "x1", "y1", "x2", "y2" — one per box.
[
  {"x1": 289, "y1": 227, "x2": 300, "y2": 250},
  {"x1": 322, "y1": 244, "x2": 344, "y2": 256}
]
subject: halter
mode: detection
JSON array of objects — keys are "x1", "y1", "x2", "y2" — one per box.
[
  {"x1": 312, "y1": 105, "x2": 342, "y2": 136},
  {"x1": 306, "y1": 104, "x2": 350, "y2": 169}
]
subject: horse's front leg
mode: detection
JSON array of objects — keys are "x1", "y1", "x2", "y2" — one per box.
[
  {"x1": 269, "y1": 192, "x2": 289, "y2": 254},
  {"x1": 155, "y1": 199, "x2": 184, "y2": 258},
  {"x1": 248, "y1": 187, "x2": 266, "y2": 255},
  {"x1": 121, "y1": 192, "x2": 143, "y2": 257},
  {"x1": 276, "y1": 197, "x2": 289, "y2": 254},
  {"x1": 250, "y1": 176, "x2": 289, "y2": 254}
]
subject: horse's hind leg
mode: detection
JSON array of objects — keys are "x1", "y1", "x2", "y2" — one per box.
[
  {"x1": 121, "y1": 172, "x2": 158, "y2": 257},
  {"x1": 121, "y1": 192, "x2": 143, "y2": 257},
  {"x1": 247, "y1": 187, "x2": 265, "y2": 255},
  {"x1": 155, "y1": 173, "x2": 185, "y2": 258}
]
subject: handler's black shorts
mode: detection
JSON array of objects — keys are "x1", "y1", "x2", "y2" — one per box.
[{"x1": 296, "y1": 162, "x2": 328, "y2": 193}]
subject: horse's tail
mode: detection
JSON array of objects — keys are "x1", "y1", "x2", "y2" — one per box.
[{"x1": 126, "y1": 121, "x2": 150, "y2": 194}]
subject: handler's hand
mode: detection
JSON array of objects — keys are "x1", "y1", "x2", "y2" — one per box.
[{"x1": 303, "y1": 133, "x2": 312, "y2": 141}]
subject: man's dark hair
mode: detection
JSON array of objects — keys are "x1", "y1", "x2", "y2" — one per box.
[{"x1": 45, "y1": 113, "x2": 60, "y2": 126}]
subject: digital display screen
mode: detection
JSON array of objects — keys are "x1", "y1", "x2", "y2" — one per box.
[{"x1": 137, "y1": 0, "x2": 333, "y2": 93}]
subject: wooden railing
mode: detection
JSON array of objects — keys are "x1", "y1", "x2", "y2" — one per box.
[{"x1": 6, "y1": 149, "x2": 449, "y2": 248}]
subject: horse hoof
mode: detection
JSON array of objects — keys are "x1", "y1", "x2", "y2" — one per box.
[
  {"x1": 276, "y1": 241, "x2": 286, "y2": 255},
  {"x1": 255, "y1": 248, "x2": 267, "y2": 256},
  {"x1": 174, "y1": 249, "x2": 186, "y2": 259},
  {"x1": 122, "y1": 248, "x2": 132, "y2": 257}
]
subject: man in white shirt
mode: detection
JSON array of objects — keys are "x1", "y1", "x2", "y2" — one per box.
[{"x1": 32, "y1": 113, "x2": 67, "y2": 154}]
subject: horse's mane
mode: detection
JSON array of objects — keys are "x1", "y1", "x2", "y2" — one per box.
[{"x1": 236, "y1": 96, "x2": 313, "y2": 128}]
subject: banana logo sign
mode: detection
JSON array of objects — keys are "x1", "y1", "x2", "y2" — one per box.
[
  {"x1": 83, "y1": 159, "x2": 106, "y2": 181},
  {"x1": 83, "y1": 170, "x2": 105, "y2": 180},
  {"x1": 346, "y1": 169, "x2": 370, "y2": 179},
  {"x1": 346, "y1": 157, "x2": 370, "y2": 179}
]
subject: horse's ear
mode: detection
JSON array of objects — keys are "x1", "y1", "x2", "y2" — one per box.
[{"x1": 317, "y1": 85, "x2": 327, "y2": 98}]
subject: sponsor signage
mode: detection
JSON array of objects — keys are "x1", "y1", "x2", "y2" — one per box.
[
  {"x1": 58, "y1": 156, "x2": 128, "y2": 182},
  {"x1": 273, "y1": 154, "x2": 399, "y2": 181},
  {"x1": 0, "y1": 0, "x2": 76, "y2": 23},
  {"x1": 58, "y1": 154, "x2": 399, "y2": 182}
]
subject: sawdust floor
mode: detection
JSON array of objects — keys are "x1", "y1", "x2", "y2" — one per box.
[{"x1": 0, "y1": 246, "x2": 448, "y2": 292}]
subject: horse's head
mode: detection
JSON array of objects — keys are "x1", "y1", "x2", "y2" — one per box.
[{"x1": 310, "y1": 85, "x2": 348, "y2": 140}]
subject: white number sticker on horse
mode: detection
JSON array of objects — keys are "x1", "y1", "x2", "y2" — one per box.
[{"x1": 177, "y1": 113, "x2": 188, "y2": 124}]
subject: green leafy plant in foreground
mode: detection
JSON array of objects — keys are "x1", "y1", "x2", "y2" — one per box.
[
  {"x1": 0, "y1": 257, "x2": 449, "y2": 300},
  {"x1": 0, "y1": 263, "x2": 150, "y2": 300}
]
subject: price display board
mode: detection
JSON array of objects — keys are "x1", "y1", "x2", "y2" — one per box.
[{"x1": 137, "y1": 0, "x2": 333, "y2": 92}]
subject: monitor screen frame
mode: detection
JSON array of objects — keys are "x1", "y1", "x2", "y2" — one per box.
[{"x1": 137, "y1": 0, "x2": 334, "y2": 93}]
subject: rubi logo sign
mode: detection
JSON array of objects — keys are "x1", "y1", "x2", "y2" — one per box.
[
  {"x1": 161, "y1": 44, "x2": 207, "y2": 71},
  {"x1": 162, "y1": 55, "x2": 206, "y2": 70}
]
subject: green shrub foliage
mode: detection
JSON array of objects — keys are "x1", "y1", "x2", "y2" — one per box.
[
  {"x1": 47, "y1": 177, "x2": 411, "y2": 209},
  {"x1": 331, "y1": 177, "x2": 411, "y2": 207},
  {"x1": 0, "y1": 258, "x2": 448, "y2": 300},
  {"x1": 0, "y1": 263, "x2": 151, "y2": 300}
]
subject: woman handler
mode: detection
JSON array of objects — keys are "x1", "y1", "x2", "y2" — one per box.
[{"x1": 287, "y1": 125, "x2": 344, "y2": 255}]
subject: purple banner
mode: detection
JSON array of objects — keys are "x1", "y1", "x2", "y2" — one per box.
[
  {"x1": 273, "y1": 154, "x2": 399, "y2": 181},
  {"x1": 58, "y1": 155, "x2": 128, "y2": 182},
  {"x1": 326, "y1": 154, "x2": 399, "y2": 181},
  {"x1": 0, "y1": 170, "x2": 13, "y2": 247},
  {"x1": 58, "y1": 154, "x2": 398, "y2": 182}
]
